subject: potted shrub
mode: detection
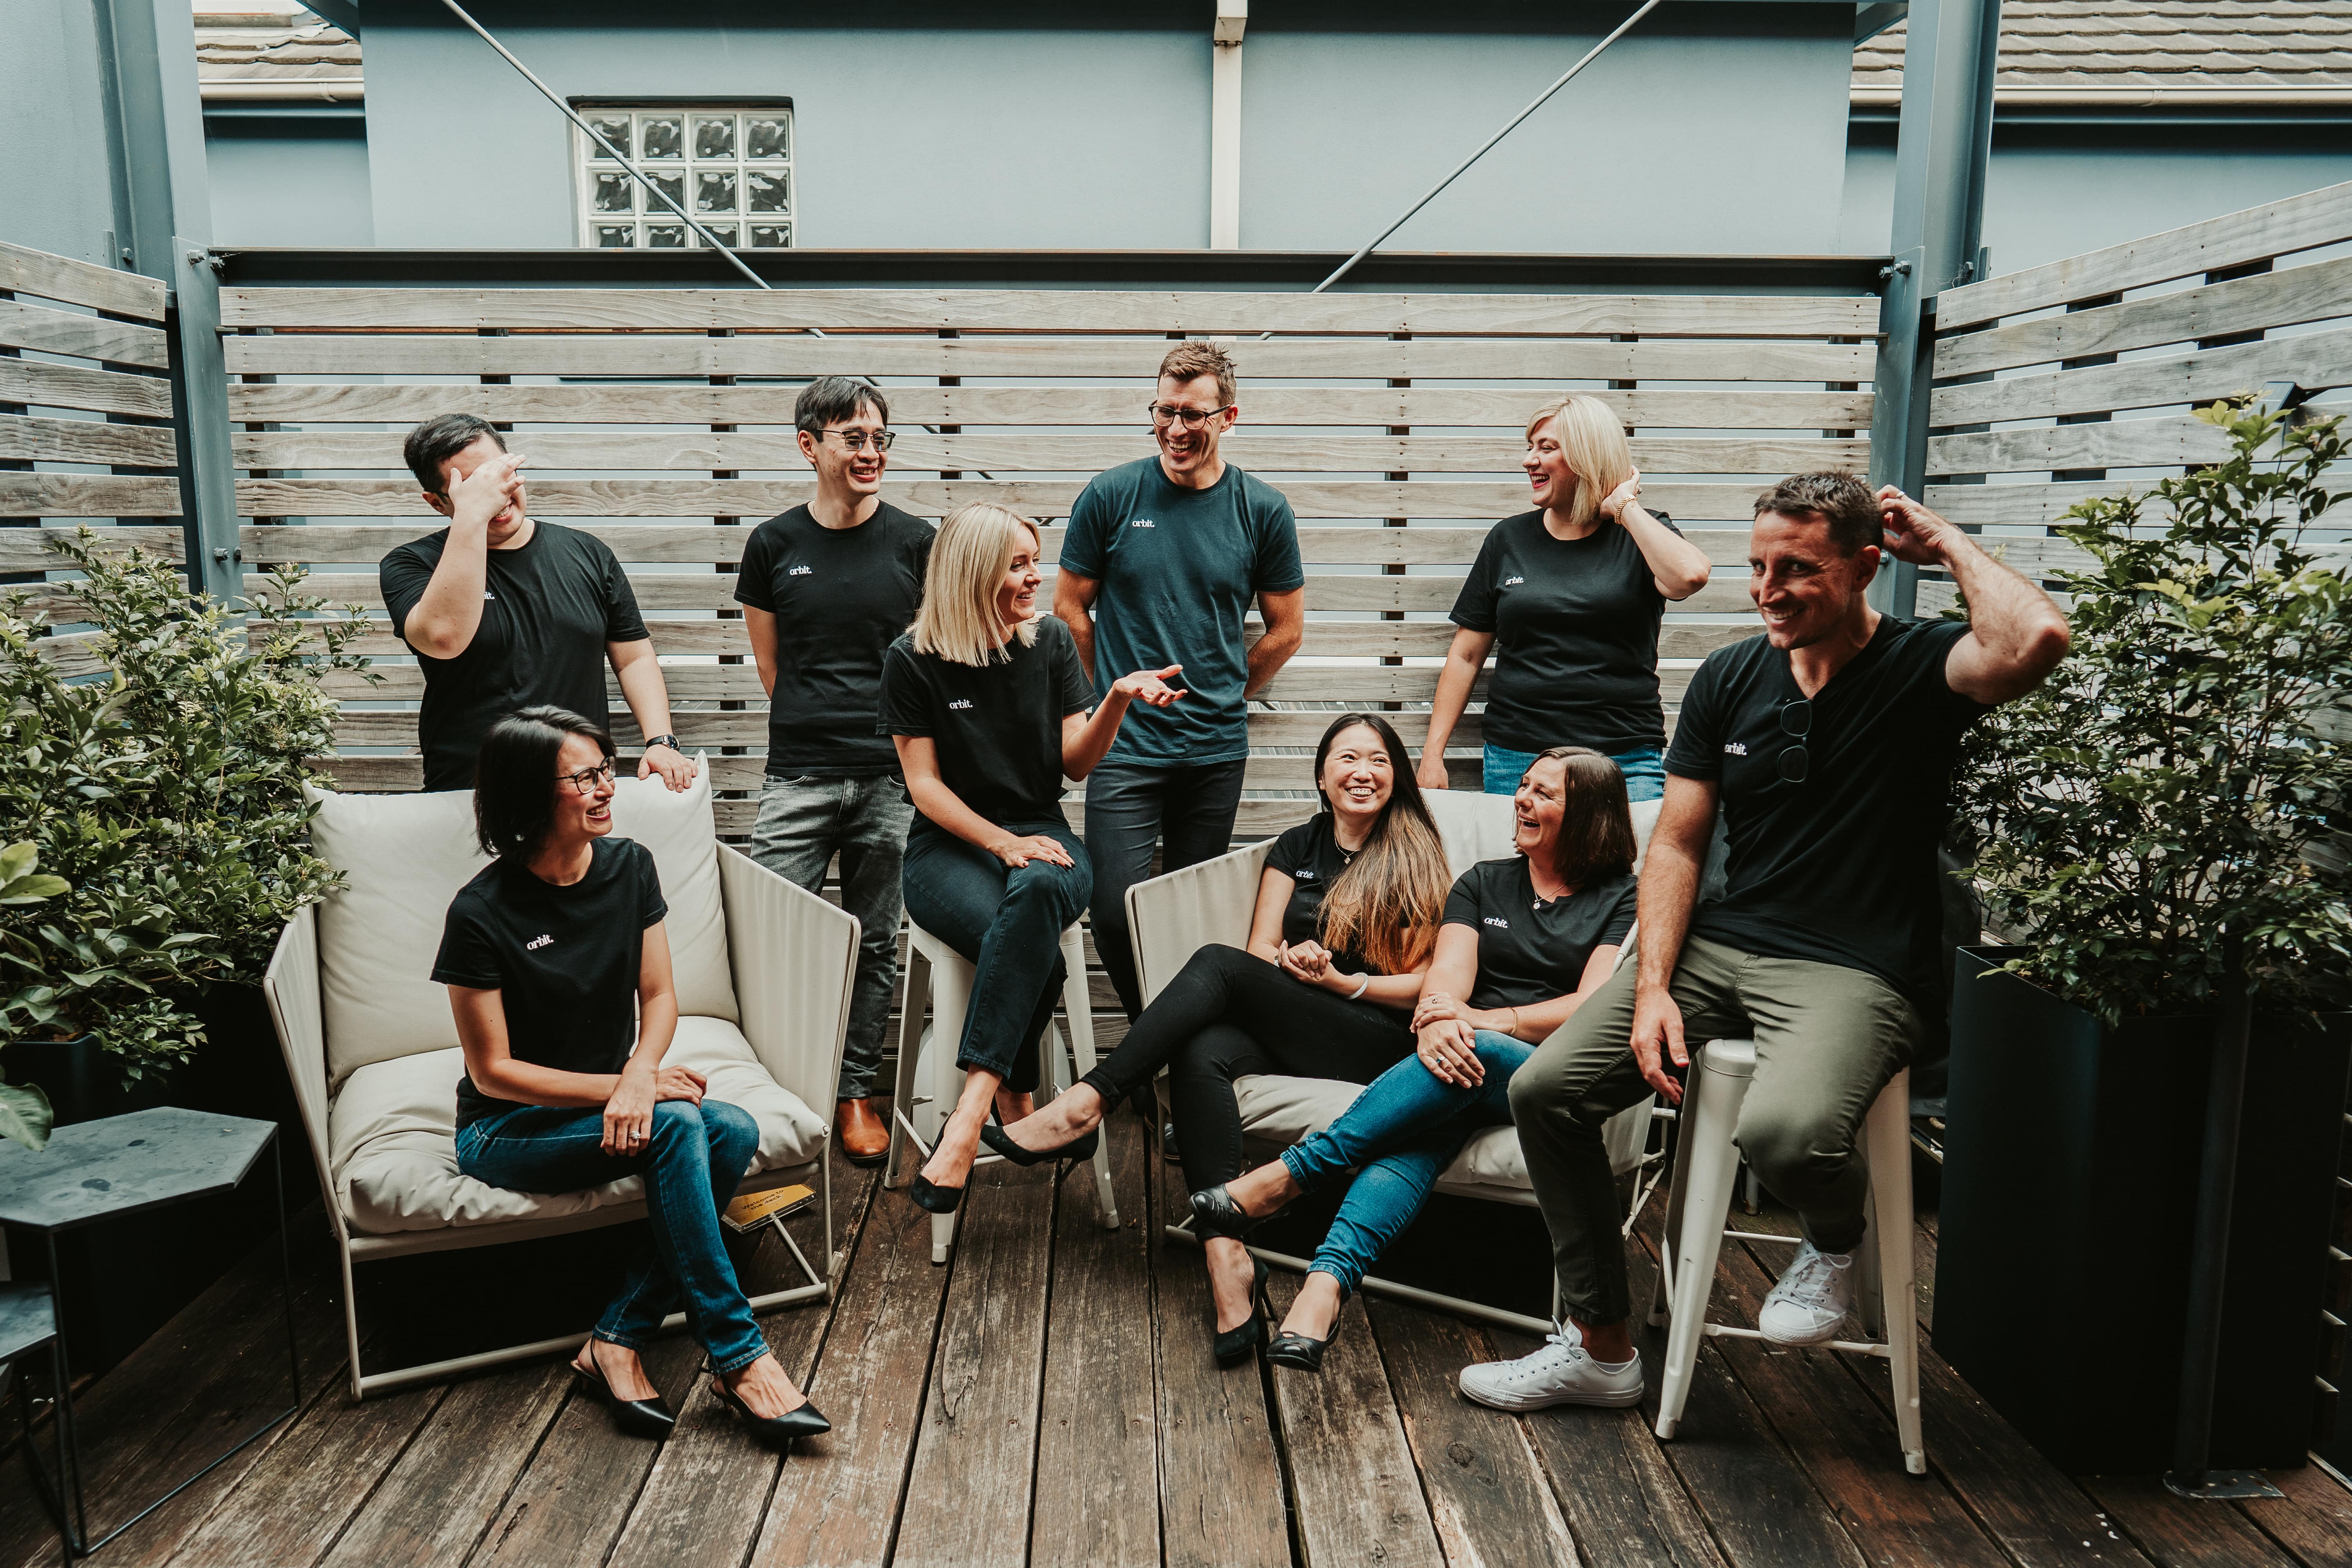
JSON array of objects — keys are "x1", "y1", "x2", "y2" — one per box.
[
  {"x1": 0, "y1": 530, "x2": 369, "y2": 1364},
  {"x1": 1936, "y1": 400, "x2": 2352, "y2": 1473}
]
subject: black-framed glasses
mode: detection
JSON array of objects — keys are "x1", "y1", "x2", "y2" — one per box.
[
  {"x1": 557, "y1": 760, "x2": 617, "y2": 795},
  {"x1": 822, "y1": 429, "x2": 894, "y2": 452},
  {"x1": 1777, "y1": 699, "x2": 1813, "y2": 783},
  {"x1": 1147, "y1": 402, "x2": 1233, "y2": 430}
]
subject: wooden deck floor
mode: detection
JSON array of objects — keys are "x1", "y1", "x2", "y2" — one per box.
[{"x1": 7, "y1": 1106, "x2": 2352, "y2": 1568}]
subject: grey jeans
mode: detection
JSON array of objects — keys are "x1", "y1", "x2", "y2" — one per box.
[
  {"x1": 747, "y1": 772, "x2": 916, "y2": 1101},
  {"x1": 1508, "y1": 934, "x2": 1924, "y2": 1325}
]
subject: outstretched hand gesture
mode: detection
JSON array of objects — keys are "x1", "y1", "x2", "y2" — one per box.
[{"x1": 1112, "y1": 664, "x2": 1188, "y2": 708}]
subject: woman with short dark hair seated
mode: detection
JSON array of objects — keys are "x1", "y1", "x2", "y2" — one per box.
[
  {"x1": 1191, "y1": 747, "x2": 1638, "y2": 1371},
  {"x1": 881, "y1": 503, "x2": 1184, "y2": 1212},
  {"x1": 993, "y1": 714, "x2": 1452, "y2": 1361},
  {"x1": 439, "y1": 706, "x2": 825, "y2": 1446}
]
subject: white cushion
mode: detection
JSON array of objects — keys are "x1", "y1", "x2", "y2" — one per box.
[
  {"x1": 1425, "y1": 787, "x2": 1665, "y2": 877},
  {"x1": 606, "y1": 768, "x2": 737, "y2": 1024},
  {"x1": 327, "y1": 1015, "x2": 826, "y2": 1235}
]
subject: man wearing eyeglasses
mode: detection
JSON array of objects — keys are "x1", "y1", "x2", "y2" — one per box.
[
  {"x1": 1053, "y1": 340, "x2": 1307, "y2": 1047},
  {"x1": 1460, "y1": 471, "x2": 2070, "y2": 1415},
  {"x1": 735, "y1": 376, "x2": 934, "y2": 1165}
]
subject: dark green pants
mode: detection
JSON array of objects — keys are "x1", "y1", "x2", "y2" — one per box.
[{"x1": 1506, "y1": 934, "x2": 1924, "y2": 1326}]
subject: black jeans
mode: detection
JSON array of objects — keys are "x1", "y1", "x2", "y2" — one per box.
[
  {"x1": 1083, "y1": 759, "x2": 1249, "y2": 1022},
  {"x1": 900, "y1": 818, "x2": 1091, "y2": 1094},
  {"x1": 1078, "y1": 943, "x2": 1416, "y2": 1193}
]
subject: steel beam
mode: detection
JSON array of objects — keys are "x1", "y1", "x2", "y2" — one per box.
[
  {"x1": 1868, "y1": 0, "x2": 2001, "y2": 616},
  {"x1": 97, "y1": 0, "x2": 241, "y2": 602}
]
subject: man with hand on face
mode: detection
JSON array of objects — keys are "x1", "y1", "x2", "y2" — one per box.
[
  {"x1": 1055, "y1": 341, "x2": 1308, "y2": 1051},
  {"x1": 382, "y1": 414, "x2": 697, "y2": 795},
  {"x1": 735, "y1": 377, "x2": 933, "y2": 1166},
  {"x1": 1457, "y1": 472, "x2": 2070, "y2": 1415}
]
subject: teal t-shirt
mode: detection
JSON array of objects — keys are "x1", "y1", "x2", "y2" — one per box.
[{"x1": 1059, "y1": 457, "x2": 1303, "y2": 765}]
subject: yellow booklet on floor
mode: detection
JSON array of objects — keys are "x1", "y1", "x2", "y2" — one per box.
[{"x1": 722, "y1": 1185, "x2": 815, "y2": 1233}]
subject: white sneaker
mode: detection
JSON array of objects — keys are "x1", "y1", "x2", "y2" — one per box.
[
  {"x1": 1457, "y1": 1323, "x2": 1644, "y2": 1411},
  {"x1": 1758, "y1": 1240, "x2": 1855, "y2": 1346}
]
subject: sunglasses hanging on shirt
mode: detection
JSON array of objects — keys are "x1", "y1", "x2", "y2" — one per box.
[{"x1": 1778, "y1": 699, "x2": 1813, "y2": 783}]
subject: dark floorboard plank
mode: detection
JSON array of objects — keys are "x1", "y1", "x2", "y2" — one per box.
[
  {"x1": 2086, "y1": 1475, "x2": 2301, "y2": 1568},
  {"x1": 1368, "y1": 1299, "x2": 1573, "y2": 1568},
  {"x1": 608, "y1": 1147, "x2": 883, "y2": 1568},
  {"x1": 886, "y1": 1156, "x2": 1056, "y2": 1568},
  {"x1": 1029, "y1": 1117, "x2": 1160, "y2": 1568},
  {"x1": 1263, "y1": 1270, "x2": 1445, "y2": 1568},
  {"x1": 314, "y1": 1362, "x2": 572, "y2": 1568},
  {"x1": 1152, "y1": 1226, "x2": 1289, "y2": 1568},
  {"x1": 2240, "y1": 1465, "x2": 2352, "y2": 1568}
]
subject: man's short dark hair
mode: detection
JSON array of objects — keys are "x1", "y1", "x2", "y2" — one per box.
[
  {"x1": 1753, "y1": 472, "x2": 1880, "y2": 555},
  {"x1": 404, "y1": 413, "x2": 505, "y2": 495},
  {"x1": 472, "y1": 706, "x2": 614, "y2": 861},
  {"x1": 794, "y1": 376, "x2": 887, "y2": 439}
]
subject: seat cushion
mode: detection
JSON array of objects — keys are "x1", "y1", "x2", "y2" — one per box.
[{"x1": 327, "y1": 1015, "x2": 825, "y2": 1235}]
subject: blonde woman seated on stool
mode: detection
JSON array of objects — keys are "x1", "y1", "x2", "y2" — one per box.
[
  {"x1": 991, "y1": 714, "x2": 1452, "y2": 1364},
  {"x1": 1192, "y1": 748, "x2": 1639, "y2": 1371},
  {"x1": 439, "y1": 707, "x2": 823, "y2": 1447},
  {"x1": 880, "y1": 501, "x2": 1185, "y2": 1215}
]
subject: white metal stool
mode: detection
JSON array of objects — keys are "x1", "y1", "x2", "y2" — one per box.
[
  {"x1": 884, "y1": 920, "x2": 1121, "y2": 1263},
  {"x1": 1648, "y1": 1039, "x2": 1924, "y2": 1475}
]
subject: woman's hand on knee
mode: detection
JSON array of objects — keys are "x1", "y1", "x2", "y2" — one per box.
[
  {"x1": 603, "y1": 1074, "x2": 657, "y2": 1155},
  {"x1": 990, "y1": 833, "x2": 1073, "y2": 869},
  {"x1": 1416, "y1": 1020, "x2": 1483, "y2": 1087},
  {"x1": 653, "y1": 1065, "x2": 707, "y2": 1105}
]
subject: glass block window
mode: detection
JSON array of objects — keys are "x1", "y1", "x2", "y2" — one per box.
[{"x1": 574, "y1": 106, "x2": 793, "y2": 250}]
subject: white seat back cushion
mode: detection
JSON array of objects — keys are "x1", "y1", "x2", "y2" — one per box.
[{"x1": 607, "y1": 766, "x2": 737, "y2": 1023}]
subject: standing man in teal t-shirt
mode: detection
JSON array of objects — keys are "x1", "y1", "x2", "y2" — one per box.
[{"x1": 1054, "y1": 340, "x2": 1307, "y2": 1033}]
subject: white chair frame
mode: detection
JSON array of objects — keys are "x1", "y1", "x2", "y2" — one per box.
[{"x1": 263, "y1": 845, "x2": 858, "y2": 1399}]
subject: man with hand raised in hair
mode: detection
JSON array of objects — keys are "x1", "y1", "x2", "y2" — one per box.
[
  {"x1": 383, "y1": 414, "x2": 697, "y2": 796},
  {"x1": 1457, "y1": 473, "x2": 2070, "y2": 1416},
  {"x1": 735, "y1": 377, "x2": 934, "y2": 1166}
]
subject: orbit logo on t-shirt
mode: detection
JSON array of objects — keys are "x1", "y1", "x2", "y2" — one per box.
[
  {"x1": 788, "y1": 564, "x2": 813, "y2": 576},
  {"x1": 1724, "y1": 742, "x2": 1749, "y2": 756},
  {"x1": 525, "y1": 933, "x2": 554, "y2": 951},
  {"x1": 1503, "y1": 576, "x2": 1525, "y2": 587},
  {"x1": 948, "y1": 698, "x2": 974, "y2": 711},
  {"x1": 1129, "y1": 519, "x2": 1156, "y2": 529},
  {"x1": 1482, "y1": 915, "x2": 1510, "y2": 929}
]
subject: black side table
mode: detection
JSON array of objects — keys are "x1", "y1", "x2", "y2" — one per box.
[
  {"x1": 0, "y1": 1107, "x2": 300, "y2": 1557},
  {"x1": 1, "y1": 1281, "x2": 72, "y2": 1566}
]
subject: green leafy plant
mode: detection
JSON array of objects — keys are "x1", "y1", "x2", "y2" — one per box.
[
  {"x1": 0, "y1": 841, "x2": 67, "y2": 1149},
  {"x1": 0, "y1": 529, "x2": 375, "y2": 1146},
  {"x1": 1955, "y1": 399, "x2": 2352, "y2": 1025}
]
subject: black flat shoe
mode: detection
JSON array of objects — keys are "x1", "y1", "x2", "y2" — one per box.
[
  {"x1": 980, "y1": 1117, "x2": 1100, "y2": 1168},
  {"x1": 1190, "y1": 1182, "x2": 1267, "y2": 1241},
  {"x1": 1212, "y1": 1258, "x2": 1271, "y2": 1368},
  {"x1": 1267, "y1": 1313, "x2": 1343, "y2": 1374},
  {"x1": 908, "y1": 1172, "x2": 965, "y2": 1214},
  {"x1": 572, "y1": 1340, "x2": 676, "y2": 1438},
  {"x1": 709, "y1": 1370, "x2": 831, "y2": 1445}
]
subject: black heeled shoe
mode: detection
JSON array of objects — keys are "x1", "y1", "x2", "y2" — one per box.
[
  {"x1": 1212, "y1": 1258, "x2": 1271, "y2": 1368},
  {"x1": 1267, "y1": 1311, "x2": 1343, "y2": 1374},
  {"x1": 708, "y1": 1361, "x2": 832, "y2": 1445},
  {"x1": 572, "y1": 1339, "x2": 677, "y2": 1438},
  {"x1": 907, "y1": 1171, "x2": 966, "y2": 1214},
  {"x1": 1189, "y1": 1182, "x2": 1268, "y2": 1241},
  {"x1": 979, "y1": 1108, "x2": 1100, "y2": 1168}
]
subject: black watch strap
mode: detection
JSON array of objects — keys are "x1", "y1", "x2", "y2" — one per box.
[{"x1": 646, "y1": 734, "x2": 681, "y2": 751}]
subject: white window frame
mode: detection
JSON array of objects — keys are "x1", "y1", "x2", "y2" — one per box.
[{"x1": 569, "y1": 100, "x2": 794, "y2": 251}]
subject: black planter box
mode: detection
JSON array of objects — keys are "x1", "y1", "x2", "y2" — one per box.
[{"x1": 1936, "y1": 946, "x2": 2352, "y2": 1473}]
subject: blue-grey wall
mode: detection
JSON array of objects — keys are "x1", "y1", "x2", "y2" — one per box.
[
  {"x1": 207, "y1": 127, "x2": 376, "y2": 246},
  {"x1": 0, "y1": 0, "x2": 125, "y2": 266},
  {"x1": 354, "y1": 0, "x2": 1857, "y2": 253}
]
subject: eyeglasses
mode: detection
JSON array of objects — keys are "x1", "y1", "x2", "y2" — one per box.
[
  {"x1": 1777, "y1": 699, "x2": 1813, "y2": 783},
  {"x1": 821, "y1": 429, "x2": 894, "y2": 452},
  {"x1": 1147, "y1": 402, "x2": 1234, "y2": 430},
  {"x1": 557, "y1": 761, "x2": 617, "y2": 795}
]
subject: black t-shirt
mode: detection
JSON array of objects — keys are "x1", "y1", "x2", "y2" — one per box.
[
  {"x1": 1450, "y1": 509, "x2": 1681, "y2": 754},
  {"x1": 733, "y1": 502, "x2": 934, "y2": 779},
  {"x1": 877, "y1": 615, "x2": 1094, "y2": 827},
  {"x1": 1666, "y1": 616, "x2": 1989, "y2": 1014},
  {"x1": 430, "y1": 836, "x2": 669, "y2": 1127},
  {"x1": 381, "y1": 523, "x2": 649, "y2": 792},
  {"x1": 1263, "y1": 814, "x2": 1376, "y2": 975},
  {"x1": 1442, "y1": 857, "x2": 1638, "y2": 1011}
]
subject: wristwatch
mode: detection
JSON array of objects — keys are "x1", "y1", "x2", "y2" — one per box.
[{"x1": 646, "y1": 734, "x2": 681, "y2": 751}]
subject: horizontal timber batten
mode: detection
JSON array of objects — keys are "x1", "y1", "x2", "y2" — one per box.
[
  {"x1": 0, "y1": 525, "x2": 183, "y2": 572},
  {"x1": 1927, "y1": 326, "x2": 2352, "y2": 425},
  {"x1": 0, "y1": 237, "x2": 167, "y2": 320},
  {"x1": 0, "y1": 413, "x2": 178, "y2": 468},
  {"x1": 0, "y1": 474, "x2": 183, "y2": 516},
  {"x1": 0, "y1": 299, "x2": 169, "y2": 368},
  {"x1": 1926, "y1": 414, "x2": 2235, "y2": 474},
  {"x1": 0, "y1": 357, "x2": 176, "y2": 420}
]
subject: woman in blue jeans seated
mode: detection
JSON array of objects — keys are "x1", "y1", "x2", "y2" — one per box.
[
  {"x1": 879, "y1": 501, "x2": 1183, "y2": 1214},
  {"x1": 439, "y1": 706, "x2": 824, "y2": 1446},
  {"x1": 1191, "y1": 746, "x2": 1639, "y2": 1371},
  {"x1": 993, "y1": 713, "x2": 1452, "y2": 1364}
]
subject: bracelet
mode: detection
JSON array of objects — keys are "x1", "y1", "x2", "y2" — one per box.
[
  {"x1": 1506, "y1": 1006, "x2": 1523, "y2": 1036},
  {"x1": 1348, "y1": 973, "x2": 1370, "y2": 1000}
]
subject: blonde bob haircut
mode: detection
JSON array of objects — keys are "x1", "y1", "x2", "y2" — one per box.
[
  {"x1": 911, "y1": 501, "x2": 1043, "y2": 668},
  {"x1": 1524, "y1": 394, "x2": 1635, "y2": 530}
]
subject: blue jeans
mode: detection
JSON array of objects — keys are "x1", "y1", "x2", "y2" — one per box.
[
  {"x1": 1483, "y1": 741, "x2": 1665, "y2": 802},
  {"x1": 1279, "y1": 1032, "x2": 1532, "y2": 1297},
  {"x1": 900, "y1": 818, "x2": 1091, "y2": 1089},
  {"x1": 456, "y1": 1098, "x2": 768, "y2": 1373}
]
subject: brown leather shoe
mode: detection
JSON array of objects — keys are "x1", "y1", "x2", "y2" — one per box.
[{"x1": 835, "y1": 1097, "x2": 889, "y2": 1166}]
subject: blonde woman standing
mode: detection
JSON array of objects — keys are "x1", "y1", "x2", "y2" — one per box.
[
  {"x1": 879, "y1": 503, "x2": 1184, "y2": 1214},
  {"x1": 1417, "y1": 395, "x2": 1712, "y2": 802}
]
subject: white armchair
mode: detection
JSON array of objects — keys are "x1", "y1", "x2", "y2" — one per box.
[
  {"x1": 262, "y1": 767, "x2": 858, "y2": 1398},
  {"x1": 1126, "y1": 789, "x2": 1671, "y2": 1334}
]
